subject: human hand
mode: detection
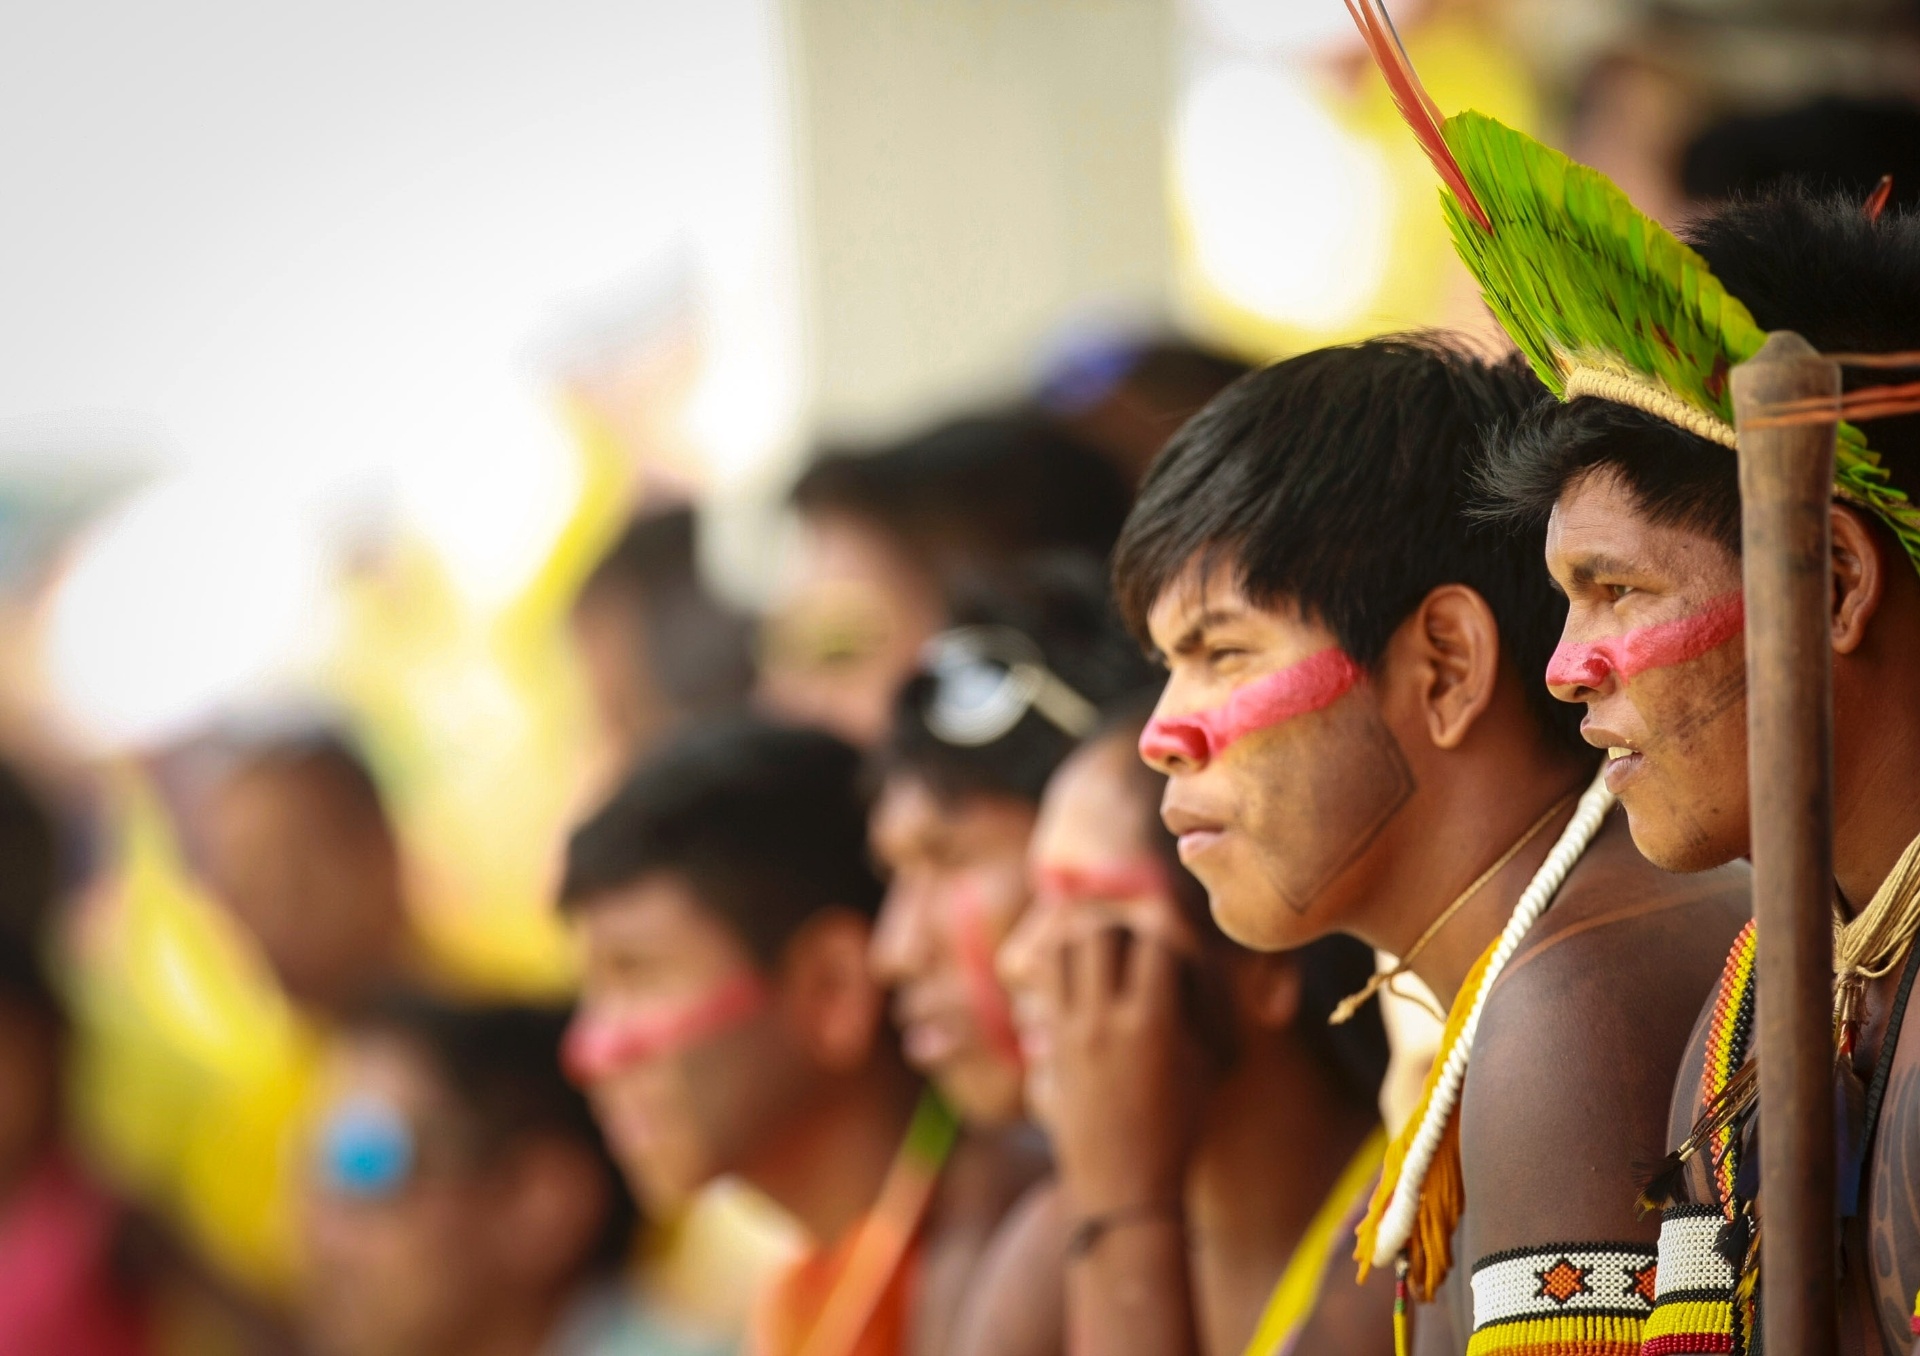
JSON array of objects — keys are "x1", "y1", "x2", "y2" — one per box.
[{"x1": 1044, "y1": 919, "x2": 1204, "y2": 1219}]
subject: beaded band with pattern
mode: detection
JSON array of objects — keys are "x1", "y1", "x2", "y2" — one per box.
[{"x1": 1466, "y1": 1243, "x2": 1656, "y2": 1356}]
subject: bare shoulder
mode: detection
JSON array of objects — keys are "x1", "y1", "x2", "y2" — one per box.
[
  {"x1": 916, "y1": 1127, "x2": 1055, "y2": 1356},
  {"x1": 1456, "y1": 814, "x2": 1749, "y2": 1263},
  {"x1": 1521, "y1": 811, "x2": 1750, "y2": 972},
  {"x1": 945, "y1": 1177, "x2": 1066, "y2": 1356}
]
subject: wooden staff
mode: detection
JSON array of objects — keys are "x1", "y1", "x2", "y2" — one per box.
[{"x1": 1730, "y1": 330, "x2": 1841, "y2": 1356}]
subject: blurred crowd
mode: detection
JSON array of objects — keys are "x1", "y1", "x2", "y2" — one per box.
[{"x1": 6, "y1": 5, "x2": 1920, "y2": 1356}]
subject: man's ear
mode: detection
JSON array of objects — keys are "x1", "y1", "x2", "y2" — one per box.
[
  {"x1": 1230, "y1": 951, "x2": 1303, "y2": 1031},
  {"x1": 1830, "y1": 504, "x2": 1887, "y2": 657},
  {"x1": 1394, "y1": 584, "x2": 1502, "y2": 751},
  {"x1": 779, "y1": 908, "x2": 887, "y2": 1073}
]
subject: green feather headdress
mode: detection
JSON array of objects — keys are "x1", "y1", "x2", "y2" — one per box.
[{"x1": 1345, "y1": 0, "x2": 1920, "y2": 569}]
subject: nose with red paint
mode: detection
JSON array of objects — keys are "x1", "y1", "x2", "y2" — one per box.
[{"x1": 1139, "y1": 648, "x2": 1362, "y2": 773}]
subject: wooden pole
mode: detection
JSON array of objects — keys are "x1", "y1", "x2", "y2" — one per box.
[{"x1": 1730, "y1": 330, "x2": 1840, "y2": 1356}]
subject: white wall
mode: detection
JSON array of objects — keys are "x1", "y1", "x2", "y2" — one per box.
[{"x1": 784, "y1": 0, "x2": 1177, "y2": 440}]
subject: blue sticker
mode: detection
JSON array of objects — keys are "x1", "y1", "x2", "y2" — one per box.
[{"x1": 317, "y1": 1094, "x2": 416, "y2": 1199}]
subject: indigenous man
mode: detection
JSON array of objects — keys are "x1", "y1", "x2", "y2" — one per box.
[
  {"x1": 563, "y1": 719, "x2": 995, "y2": 1356},
  {"x1": 1111, "y1": 337, "x2": 1748, "y2": 1356},
  {"x1": 1479, "y1": 191, "x2": 1920, "y2": 1353},
  {"x1": 303, "y1": 993, "x2": 722, "y2": 1356}
]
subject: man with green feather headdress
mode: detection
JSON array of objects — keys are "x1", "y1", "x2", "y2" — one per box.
[
  {"x1": 1483, "y1": 194, "x2": 1920, "y2": 1356},
  {"x1": 1367, "y1": 21, "x2": 1920, "y2": 1356}
]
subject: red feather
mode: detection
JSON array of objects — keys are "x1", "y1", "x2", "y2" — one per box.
[
  {"x1": 1865, "y1": 174, "x2": 1894, "y2": 223},
  {"x1": 1342, "y1": 0, "x2": 1491, "y2": 232}
]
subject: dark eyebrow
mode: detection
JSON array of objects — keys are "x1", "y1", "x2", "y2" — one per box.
[
  {"x1": 1168, "y1": 608, "x2": 1245, "y2": 658},
  {"x1": 1567, "y1": 553, "x2": 1645, "y2": 589}
]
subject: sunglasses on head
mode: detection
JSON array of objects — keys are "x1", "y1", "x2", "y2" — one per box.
[{"x1": 919, "y1": 625, "x2": 1098, "y2": 748}]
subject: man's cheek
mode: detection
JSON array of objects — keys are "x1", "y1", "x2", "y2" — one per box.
[
  {"x1": 1630, "y1": 643, "x2": 1747, "y2": 756},
  {"x1": 1621, "y1": 658, "x2": 1750, "y2": 865},
  {"x1": 947, "y1": 878, "x2": 1025, "y2": 1070},
  {"x1": 1235, "y1": 694, "x2": 1413, "y2": 917}
]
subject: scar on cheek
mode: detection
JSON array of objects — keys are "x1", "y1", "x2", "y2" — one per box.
[
  {"x1": 1546, "y1": 591, "x2": 1744, "y2": 688},
  {"x1": 1138, "y1": 648, "x2": 1362, "y2": 764},
  {"x1": 562, "y1": 972, "x2": 768, "y2": 1084},
  {"x1": 951, "y1": 879, "x2": 1025, "y2": 1070}
]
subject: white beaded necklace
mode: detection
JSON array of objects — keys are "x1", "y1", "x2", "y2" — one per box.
[{"x1": 1367, "y1": 768, "x2": 1617, "y2": 1267}]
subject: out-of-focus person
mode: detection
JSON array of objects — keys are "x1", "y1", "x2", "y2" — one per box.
[
  {"x1": 0, "y1": 758, "x2": 151, "y2": 1356},
  {"x1": 980, "y1": 701, "x2": 1392, "y2": 1356},
  {"x1": 569, "y1": 507, "x2": 756, "y2": 774},
  {"x1": 862, "y1": 563, "x2": 1150, "y2": 1356},
  {"x1": 757, "y1": 415, "x2": 1128, "y2": 747},
  {"x1": 302, "y1": 991, "x2": 721, "y2": 1356},
  {"x1": 1033, "y1": 334, "x2": 1250, "y2": 488},
  {"x1": 868, "y1": 559, "x2": 1150, "y2": 1131},
  {"x1": 561, "y1": 720, "x2": 940, "y2": 1356},
  {"x1": 195, "y1": 729, "x2": 416, "y2": 1019}
]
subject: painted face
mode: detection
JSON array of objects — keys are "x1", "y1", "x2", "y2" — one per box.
[
  {"x1": 869, "y1": 774, "x2": 1036, "y2": 1125},
  {"x1": 570, "y1": 875, "x2": 807, "y2": 1211},
  {"x1": 999, "y1": 736, "x2": 1199, "y2": 1131},
  {"x1": 756, "y1": 511, "x2": 946, "y2": 747},
  {"x1": 301, "y1": 1036, "x2": 495, "y2": 1356},
  {"x1": 1141, "y1": 566, "x2": 1413, "y2": 950},
  {"x1": 561, "y1": 973, "x2": 768, "y2": 1085},
  {"x1": 1544, "y1": 470, "x2": 1749, "y2": 872}
]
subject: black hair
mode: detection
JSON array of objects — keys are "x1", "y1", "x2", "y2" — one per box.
[
  {"x1": 1086, "y1": 695, "x2": 1389, "y2": 1112},
  {"x1": 1683, "y1": 97, "x2": 1920, "y2": 214},
  {"x1": 1480, "y1": 189, "x2": 1920, "y2": 557},
  {"x1": 559, "y1": 719, "x2": 884, "y2": 963},
  {"x1": 791, "y1": 413, "x2": 1131, "y2": 583},
  {"x1": 574, "y1": 507, "x2": 755, "y2": 717},
  {"x1": 1111, "y1": 336, "x2": 1582, "y2": 756},
  {"x1": 882, "y1": 554, "x2": 1157, "y2": 805},
  {"x1": 347, "y1": 991, "x2": 637, "y2": 1272},
  {"x1": 0, "y1": 760, "x2": 61, "y2": 1023}
]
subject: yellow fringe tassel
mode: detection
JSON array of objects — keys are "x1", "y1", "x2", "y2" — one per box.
[
  {"x1": 1463, "y1": 1313, "x2": 1646, "y2": 1354},
  {"x1": 1640, "y1": 1297, "x2": 1736, "y2": 1348},
  {"x1": 1355, "y1": 933, "x2": 1502, "y2": 1301}
]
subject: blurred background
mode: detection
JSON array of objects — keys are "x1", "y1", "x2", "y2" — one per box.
[{"x1": 3, "y1": 0, "x2": 1918, "y2": 1353}]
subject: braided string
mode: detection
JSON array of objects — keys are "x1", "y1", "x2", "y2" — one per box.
[{"x1": 1368, "y1": 769, "x2": 1617, "y2": 1265}]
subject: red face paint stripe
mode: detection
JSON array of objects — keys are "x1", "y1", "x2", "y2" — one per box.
[
  {"x1": 562, "y1": 971, "x2": 768, "y2": 1085},
  {"x1": 1034, "y1": 860, "x2": 1170, "y2": 909},
  {"x1": 1139, "y1": 647, "x2": 1362, "y2": 764},
  {"x1": 1546, "y1": 591, "x2": 1744, "y2": 689},
  {"x1": 951, "y1": 879, "x2": 1025, "y2": 1071}
]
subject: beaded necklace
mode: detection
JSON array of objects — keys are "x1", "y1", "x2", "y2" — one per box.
[{"x1": 1700, "y1": 921, "x2": 1758, "y2": 1216}]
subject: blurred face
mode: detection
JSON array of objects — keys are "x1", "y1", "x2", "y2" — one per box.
[
  {"x1": 757, "y1": 511, "x2": 945, "y2": 746},
  {"x1": 869, "y1": 774, "x2": 1034, "y2": 1125},
  {"x1": 998, "y1": 738, "x2": 1201, "y2": 1130},
  {"x1": 569, "y1": 589, "x2": 668, "y2": 766},
  {"x1": 570, "y1": 874, "x2": 807, "y2": 1209},
  {"x1": 301, "y1": 1036, "x2": 502, "y2": 1356},
  {"x1": 200, "y1": 768, "x2": 403, "y2": 1011},
  {"x1": 1141, "y1": 566, "x2": 1414, "y2": 951},
  {"x1": 1544, "y1": 471, "x2": 1749, "y2": 871}
]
